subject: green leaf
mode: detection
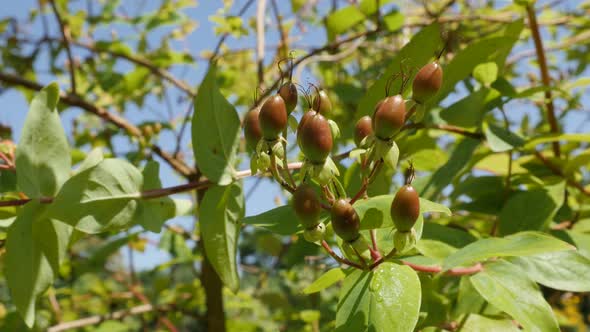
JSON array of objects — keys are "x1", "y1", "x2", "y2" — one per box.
[
  {"x1": 354, "y1": 195, "x2": 424, "y2": 239},
  {"x1": 241, "y1": 205, "x2": 302, "y2": 235},
  {"x1": 420, "y1": 138, "x2": 480, "y2": 200},
  {"x1": 508, "y1": 251, "x2": 590, "y2": 292},
  {"x1": 483, "y1": 122, "x2": 525, "y2": 152},
  {"x1": 461, "y1": 314, "x2": 520, "y2": 332},
  {"x1": 5, "y1": 201, "x2": 54, "y2": 327},
  {"x1": 443, "y1": 231, "x2": 574, "y2": 270},
  {"x1": 473, "y1": 62, "x2": 498, "y2": 85},
  {"x1": 335, "y1": 263, "x2": 421, "y2": 332},
  {"x1": 303, "y1": 268, "x2": 346, "y2": 294},
  {"x1": 382, "y1": 10, "x2": 404, "y2": 32},
  {"x1": 16, "y1": 82, "x2": 71, "y2": 198},
  {"x1": 523, "y1": 133, "x2": 590, "y2": 149},
  {"x1": 48, "y1": 159, "x2": 143, "y2": 233},
  {"x1": 416, "y1": 239, "x2": 457, "y2": 262},
  {"x1": 192, "y1": 64, "x2": 240, "y2": 185},
  {"x1": 427, "y1": 20, "x2": 523, "y2": 107},
  {"x1": 498, "y1": 181, "x2": 565, "y2": 235},
  {"x1": 470, "y1": 260, "x2": 559, "y2": 332},
  {"x1": 135, "y1": 161, "x2": 183, "y2": 233},
  {"x1": 454, "y1": 277, "x2": 486, "y2": 318},
  {"x1": 357, "y1": 23, "x2": 442, "y2": 117},
  {"x1": 421, "y1": 222, "x2": 476, "y2": 248},
  {"x1": 200, "y1": 183, "x2": 244, "y2": 293},
  {"x1": 419, "y1": 198, "x2": 452, "y2": 216},
  {"x1": 76, "y1": 148, "x2": 104, "y2": 173},
  {"x1": 76, "y1": 232, "x2": 138, "y2": 274},
  {"x1": 159, "y1": 229, "x2": 193, "y2": 260},
  {"x1": 437, "y1": 88, "x2": 500, "y2": 129},
  {"x1": 326, "y1": 6, "x2": 365, "y2": 35}
]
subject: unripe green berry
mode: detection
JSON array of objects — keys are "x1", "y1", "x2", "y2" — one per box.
[
  {"x1": 303, "y1": 223, "x2": 326, "y2": 242},
  {"x1": 393, "y1": 229, "x2": 417, "y2": 253}
]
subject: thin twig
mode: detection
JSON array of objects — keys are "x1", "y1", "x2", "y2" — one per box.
[
  {"x1": 211, "y1": 0, "x2": 256, "y2": 60},
  {"x1": 0, "y1": 162, "x2": 306, "y2": 207},
  {"x1": 0, "y1": 71, "x2": 194, "y2": 177},
  {"x1": 321, "y1": 240, "x2": 364, "y2": 270},
  {"x1": 526, "y1": 4, "x2": 560, "y2": 157},
  {"x1": 534, "y1": 151, "x2": 590, "y2": 196},
  {"x1": 47, "y1": 304, "x2": 172, "y2": 332},
  {"x1": 270, "y1": 0, "x2": 288, "y2": 58},
  {"x1": 256, "y1": 0, "x2": 267, "y2": 90},
  {"x1": 48, "y1": 0, "x2": 77, "y2": 94}
]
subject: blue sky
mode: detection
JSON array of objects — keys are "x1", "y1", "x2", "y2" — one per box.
[
  {"x1": 1, "y1": 1, "x2": 588, "y2": 270},
  {"x1": 0, "y1": 0, "x2": 329, "y2": 270}
]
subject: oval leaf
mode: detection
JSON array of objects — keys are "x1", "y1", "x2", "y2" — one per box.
[
  {"x1": 508, "y1": 251, "x2": 590, "y2": 292},
  {"x1": 335, "y1": 262, "x2": 421, "y2": 332},
  {"x1": 48, "y1": 159, "x2": 143, "y2": 233},
  {"x1": 303, "y1": 268, "x2": 346, "y2": 294},
  {"x1": 192, "y1": 64, "x2": 240, "y2": 185},
  {"x1": 16, "y1": 82, "x2": 71, "y2": 198},
  {"x1": 470, "y1": 260, "x2": 559, "y2": 332},
  {"x1": 200, "y1": 183, "x2": 244, "y2": 293},
  {"x1": 443, "y1": 231, "x2": 574, "y2": 271}
]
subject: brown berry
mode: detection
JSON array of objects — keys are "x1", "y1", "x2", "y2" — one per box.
[
  {"x1": 292, "y1": 184, "x2": 322, "y2": 228},
  {"x1": 331, "y1": 199, "x2": 360, "y2": 242},
  {"x1": 390, "y1": 185, "x2": 420, "y2": 232},
  {"x1": 298, "y1": 112, "x2": 333, "y2": 163},
  {"x1": 312, "y1": 90, "x2": 332, "y2": 117},
  {"x1": 259, "y1": 95, "x2": 288, "y2": 140},
  {"x1": 354, "y1": 116, "x2": 373, "y2": 147},
  {"x1": 372, "y1": 95, "x2": 405, "y2": 140},
  {"x1": 243, "y1": 108, "x2": 262, "y2": 151},
  {"x1": 279, "y1": 82, "x2": 298, "y2": 114},
  {"x1": 297, "y1": 109, "x2": 317, "y2": 146},
  {"x1": 412, "y1": 61, "x2": 443, "y2": 104}
]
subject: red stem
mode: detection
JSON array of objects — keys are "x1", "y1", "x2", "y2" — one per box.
[{"x1": 321, "y1": 240, "x2": 364, "y2": 270}]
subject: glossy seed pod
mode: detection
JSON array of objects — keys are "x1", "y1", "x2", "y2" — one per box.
[
  {"x1": 312, "y1": 90, "x2": 333, "y2": 117},
  {"x1": 390, "y1": 185, "x2": 420, "y2": 232},
  {"x1": 372, "y1": 95, "x2": 406, "y2": 140},
  {"x1": 331, "y1": 199, "x2": 361, "y2": 242},
  {"x1": 354, "y1": 116, "x2": 373, "y2": 147},
  {"x1": 412, "y1": 61, "x2": 443, "y2": 104},
  {"x1": 298, "y1": 112, "x2": 333, "y2": 163},
  {"x1": 279, "y1": 82, "x2": 298, "y2": 114},
  {"x1": 259, "y1": 95, "x2": 288, "y2": 140},
  {"x1": 243, "y1": 108, "x2": 262, "y2": 151},
  {"x1": 292, "y1": 184, "x2": 322, "y2": 228}
]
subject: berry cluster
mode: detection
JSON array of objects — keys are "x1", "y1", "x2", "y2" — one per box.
[{"x1": 243, "y1": 59, "x2": 443, "y2": 268}]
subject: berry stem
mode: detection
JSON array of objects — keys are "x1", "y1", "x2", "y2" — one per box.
[
  {"x1": 350, "y1": 159, "x2": 383, "y2": 204},
  {"x1": 370, "y1": 229, "x2": 379, "y2": 252},
  {"x1": 321, "y1": 240, "x2": 365, "y2": 270},
  {"x1": 270, "y1": 155, "x2": 296, "y2": 193},
  {"x1": 281, "y1": 129, "x2": 296, "y2": 188},
  {"x1": 321, "y1": 185, "x2": 335, "y2": 204},
  {"x1": 404, "y1": 102, "x2": 418, "y2": 121},
  {"x1": 351, "y1": 245, "x2": 368, "y2": 268}
]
